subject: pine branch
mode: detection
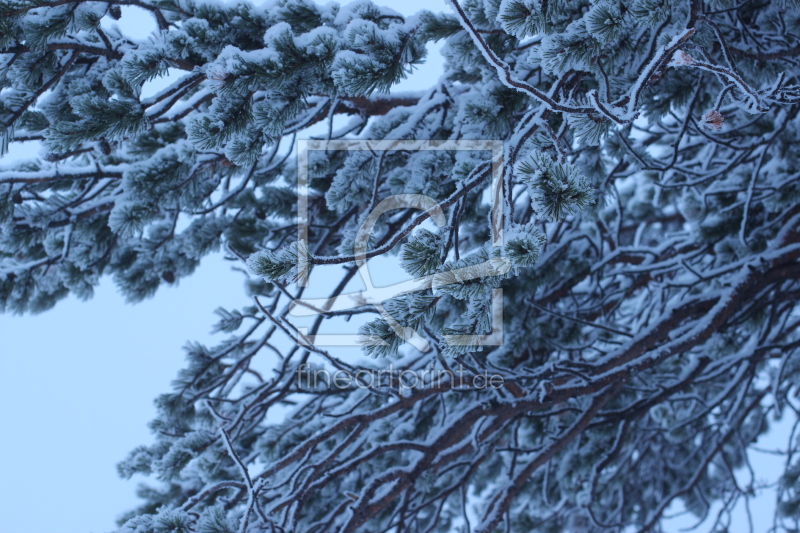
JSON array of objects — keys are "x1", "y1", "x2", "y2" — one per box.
[{"x1": 449, "y1": 0, "x2": 593, "y2": 115}]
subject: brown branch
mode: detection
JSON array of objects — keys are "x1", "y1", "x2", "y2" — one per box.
[
  {"x1": 0, "y1": 170, "x2": 123, "y2": 185},
  {"x1": 14, "y1": 201, "x2": 114, "y2": 229},
  {"x1": 475, "y1": 383, "x2": 621, "y2": 533},
  {"x1": 729, "y1": 44, "x2": 800, "y2": 61},
  {"x1": 2, "y1": 43, "x2": 123, "y2": 60},
  {"x1": 3, "y1": 51, "x2": 78, "y2": 131}
]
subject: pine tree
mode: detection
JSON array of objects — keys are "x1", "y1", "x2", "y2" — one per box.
[{"x1": 2, "y1": 0, "x2": 800, "y2": 531}]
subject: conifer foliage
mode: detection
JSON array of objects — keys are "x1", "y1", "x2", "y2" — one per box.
[{"x1": 2, "y1": 0, "x2": 800, "y2": 531}]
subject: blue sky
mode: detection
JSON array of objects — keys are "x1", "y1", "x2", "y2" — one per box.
[{"x1": 0, "y1": 249, "x2": 247, "y2": 532}]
